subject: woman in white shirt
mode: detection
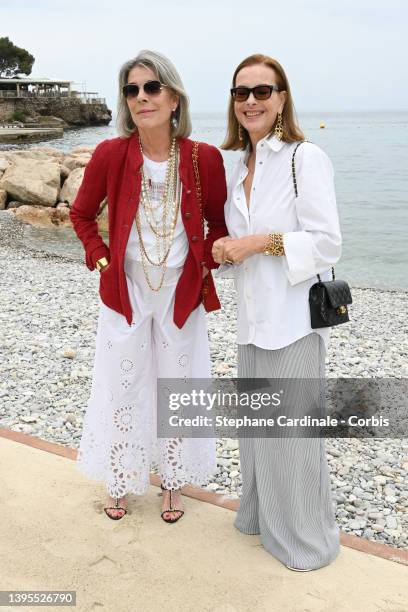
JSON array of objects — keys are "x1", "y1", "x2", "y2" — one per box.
[{"x1": 212, "y1": 54, "x2": 342, "y2": 571}]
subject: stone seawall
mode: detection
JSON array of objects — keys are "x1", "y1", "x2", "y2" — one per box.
[
  {"x1": 0, "y1": 99, "x2": 15, "y2": 121},
  {"x1": 0, "y1": 97, "x2": 111, "y2": 126},
  {"x1": 0, "y1": 127, "x2": 63, "y2": 145}
]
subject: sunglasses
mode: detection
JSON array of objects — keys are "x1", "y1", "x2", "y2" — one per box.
[
  {"x1": 230, "y1": 84, "x2": 282, "y2": 102},
  {"x1": 122, "y1": 80, "x2": 167, "y2": 98}
]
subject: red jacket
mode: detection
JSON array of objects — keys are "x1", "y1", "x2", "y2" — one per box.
[{"x1": 69, "y1": 132, "x2": 228, "y2": 328}]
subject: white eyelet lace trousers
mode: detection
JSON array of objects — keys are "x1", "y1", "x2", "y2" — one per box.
[{"x1": 76, "y1": 260, "x2": 217, "y2": 499}]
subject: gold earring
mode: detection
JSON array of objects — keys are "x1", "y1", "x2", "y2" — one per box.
[
  {"x1": 238, "y1": 123, "x2": 244, "y2": 141},
  {"x1": 274, "y1": 112, "x2": 283, "y2": 141}
]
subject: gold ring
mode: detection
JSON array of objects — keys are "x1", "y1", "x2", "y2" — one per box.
[{"x1": 224, "y1": 259, "x2": 234, "y2": 265}]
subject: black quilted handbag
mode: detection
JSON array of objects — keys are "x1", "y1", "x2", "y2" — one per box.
[
  {"x1": 292, "y1": 142, "x2": 352, "y2": 328},
  {"x1": 309, "y1": 267, "x2": 352, "y2": 328}
]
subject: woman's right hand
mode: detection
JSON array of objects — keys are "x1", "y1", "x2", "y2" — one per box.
[{"x1": 212, "y1": 236, "x2": 231, "y2": 264}]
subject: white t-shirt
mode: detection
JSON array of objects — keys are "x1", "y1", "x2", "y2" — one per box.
[{"x1": 125, "y1": 155, "x2": 188, "y2": 268}]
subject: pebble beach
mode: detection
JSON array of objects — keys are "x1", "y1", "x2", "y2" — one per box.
[{"x1": 1, "y1": 211, "x2": 407, "y2": 552}]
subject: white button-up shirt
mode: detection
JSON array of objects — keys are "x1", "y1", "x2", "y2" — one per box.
[{"x1": 217, "y1": 134, "x2": 342, "y2": 350}]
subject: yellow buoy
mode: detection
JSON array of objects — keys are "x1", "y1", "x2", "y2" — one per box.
[{"x1": 320, "y1": 122, "x2": 326, "y2": 129}]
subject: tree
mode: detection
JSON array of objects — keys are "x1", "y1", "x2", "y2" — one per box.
[{"x1": 0, "y1": 37, "x2": 35, "y2": 78}]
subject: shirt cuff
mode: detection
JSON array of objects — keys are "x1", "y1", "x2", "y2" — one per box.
[{"x1": 282, "y1": 231, "x2": 317, "y2": 285}]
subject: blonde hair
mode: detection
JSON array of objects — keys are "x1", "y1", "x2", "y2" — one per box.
[
  {"x1": 116, "y1": 49, "x2": 192, "y2": 138},
  {"x1": 222, "y1": 53, "x2": 304, "y2": 150}
]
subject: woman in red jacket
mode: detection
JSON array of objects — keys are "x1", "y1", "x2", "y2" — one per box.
[{"x1": 70, "y1": 50, "x2": 227, "y2": 521}]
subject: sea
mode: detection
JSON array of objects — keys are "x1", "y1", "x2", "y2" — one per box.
[{"x1": 2, "y1": 111, "x2": 407, "y2": 291}]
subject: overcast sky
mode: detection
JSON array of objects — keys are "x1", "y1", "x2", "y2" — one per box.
[{"x1": 2, "y1": 0, "x2": 407, "y2": 114}]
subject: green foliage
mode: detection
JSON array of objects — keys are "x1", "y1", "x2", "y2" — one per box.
[
  {"x1": 8, "y1": 110, "x2": 26, "y2": 122},
  {"x1": 0, "y1": 37, "x2": 35, "y2": 78}
]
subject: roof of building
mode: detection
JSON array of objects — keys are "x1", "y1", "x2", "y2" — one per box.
[{"x1": 0, "y1": 78, "x2": 72, "y2": 84}]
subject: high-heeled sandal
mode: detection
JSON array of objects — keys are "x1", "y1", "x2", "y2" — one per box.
[
  {"x1": 160, "y1": 484, "x2": 184, "y2": 524},
  {"x1": 104, "y1": 497, "x2": 127, "y2": 520}
]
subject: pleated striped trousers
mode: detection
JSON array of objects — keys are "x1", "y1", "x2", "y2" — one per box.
[{"x1": 235, "y1": 332, "x2": 340, "y2": 570}]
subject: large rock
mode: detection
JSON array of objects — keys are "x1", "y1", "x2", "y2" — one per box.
[
  {"x1": 0, "y1": 189, "x2": 7, "y2": 210},
  {"x1": 0, "y1": 157, "x2": 10, "y2": 180},
  {"x1": 7, "y1": 204, "x2": 71, "y2": 227},
  {"x1": 0, "y1": 158, "x2": 61, "y2": 206},
  {"x1": 35, "y1": 115, "x2": 69, "y2": 128},
  {"x1": 59, "y1": 167, "x2": 85, "y2": 204},
  {"x1": 7, "y1": 201, "x2": 27, "y2": 208},
  {"x1": 60, "y1": 165, "x2": 71, "y2": 179},
  {"x1": 62, "y1": 153, "x2": 91, "y2": 172},
  {"x1": 2, "y1": 98, "x2": 112, "y2": 127},
  {"x1": 0, "y1": 158, "x2": 10, "y2": 172},
  {"x1": 70, "y1": 146, "x2": 95, "y2": 154},
  {"x1": 3, "y1": 148, "x2": 64, "y2": 163}
]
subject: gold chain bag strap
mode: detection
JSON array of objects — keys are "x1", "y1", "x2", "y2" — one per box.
[
  {"x1": 191, "y1": 140, "x2": 211, "y2": 304},
  {"x1": 192, "y1": 141, "x2": 205, "y2": 238},
  {"x1": 292, "y1": 140, "x2": 352, "y2": 328}
]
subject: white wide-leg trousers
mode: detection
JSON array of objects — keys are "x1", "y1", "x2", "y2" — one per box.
[{"x1": 76, "y1": 260, "x2": 217, "y2": 498}]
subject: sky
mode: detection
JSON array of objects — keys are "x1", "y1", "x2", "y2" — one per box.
[{"x1": 1, "y1": 0, "x2": 408, "y2": 115}]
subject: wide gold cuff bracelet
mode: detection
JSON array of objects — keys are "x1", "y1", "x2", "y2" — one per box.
[{"x1": 264, "y1": 233, "x2": 285, "y2": 257}]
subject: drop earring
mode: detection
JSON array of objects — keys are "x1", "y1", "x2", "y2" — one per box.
[
  {"x1": 238, "y1": 123, "x2": 244, "y2": 141},
  {"x1": 171, "y1": 109, "x2": 178, "y2": 129},
  {"x1": 274, "y1": 112, "x2": 283, "y2": 141}
]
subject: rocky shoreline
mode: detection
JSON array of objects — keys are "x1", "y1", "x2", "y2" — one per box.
[
  {"x1": 0, "y1": 97, "x2": 111, "y2": 128},
  {"x1": 0, "y1": 211, "x2": 407, "y2": 551},
  {"x1": 0, "y1": 145, "x2": 107, "y2": 231}
]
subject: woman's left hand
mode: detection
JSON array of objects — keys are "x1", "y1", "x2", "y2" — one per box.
[
  {"x1": 212, "y1": 236, "x2": 231, "y2": 264},
  {"x1": 222, "y1": 235, "x2": 265, "y2": 264}
]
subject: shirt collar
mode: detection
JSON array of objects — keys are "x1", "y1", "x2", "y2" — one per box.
[
  {"x1": 239, "y1": 133, "x2": 285, "y2": 165},
  {"x1": 262, "y1": 133, "x2": 285, "y2": 152}
]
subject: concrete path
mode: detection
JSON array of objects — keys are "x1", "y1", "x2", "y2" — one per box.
[{"x1": 1, "y1": 434, "x2": 407, "y2": 612}]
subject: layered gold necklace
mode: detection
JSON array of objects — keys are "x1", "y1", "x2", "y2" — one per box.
[{"x1": 135, "y1": 137, "x2": 181, "y2": 291}]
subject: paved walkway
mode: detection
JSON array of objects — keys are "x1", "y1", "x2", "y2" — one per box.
[{"x1": 1, "y1": 432, "x2": 407, "y2": 612}]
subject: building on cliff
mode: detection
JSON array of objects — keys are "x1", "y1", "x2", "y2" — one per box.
[{"x1": 0, "y1": 77, "x2": 112, "y2": 127}]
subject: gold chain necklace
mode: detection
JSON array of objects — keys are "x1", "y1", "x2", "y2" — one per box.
[
  {"x1": 136, "y1": 137, "x2": 181, "y2": 291},
  {"x1": 140, "y1": 138, "x2": 176, "y2": 237},
  {"x1": 140, "y1": 171, "x2": 178, "y2": 238}
]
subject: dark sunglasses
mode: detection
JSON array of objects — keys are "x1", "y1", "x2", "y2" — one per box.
[
  {"x1": 230, "y1": 84, "x2": 281, "y2": 102},
  {"x1": 122, "y1": 80, "x2": 167, "y2": 98}
]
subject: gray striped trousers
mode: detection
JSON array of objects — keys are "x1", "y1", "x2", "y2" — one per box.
[{"x1": 235, "y1": 332, "x2": 340, "y2": 570}]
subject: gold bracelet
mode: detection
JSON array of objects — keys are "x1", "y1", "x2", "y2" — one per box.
[
  {"x1": 96, "y1": 256, "x2": 110, "y2": 271},
  {"x1": 264, "y1": 233, "x2": 274, "y2": 255},
  {"x1": 264, "y1": 233, "x2": 285, "y2": 256}
]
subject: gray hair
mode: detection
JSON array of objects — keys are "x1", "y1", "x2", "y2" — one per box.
[{"x1": 116, "y1": 49, "x2": 192, "y2": 138}]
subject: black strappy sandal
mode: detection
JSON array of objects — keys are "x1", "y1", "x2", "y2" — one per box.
[
  {"x1": 160, "y1": 484, "x2": 184, "y2": 524},
  {"x1": 104, "y1": 497, "x2": 127, "y2": 520}
]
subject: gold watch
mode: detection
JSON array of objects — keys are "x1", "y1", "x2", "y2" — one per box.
[{"x1": 96, "y1": 257, "x2": 110, "y2": 272}]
